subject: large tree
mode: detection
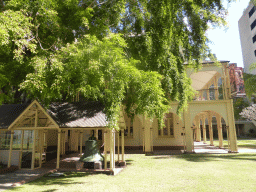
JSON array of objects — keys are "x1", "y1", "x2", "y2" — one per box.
[{"x1": 0, "y1": 0, "x2": 232, "y2": 128}]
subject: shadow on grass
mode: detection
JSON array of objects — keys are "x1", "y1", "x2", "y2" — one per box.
[
  {"x1": 125, "y1": 159, "x2": 133, "y2": 165},
  {"x1": 24, "y1": 172, "x2": 92, "y2": 187},
  {"x1": 238, "y1": 145, "x2": 256, "y2": 149},
  {"x1": 152, "y1": 153, "x2": 256, "y2": 162}
]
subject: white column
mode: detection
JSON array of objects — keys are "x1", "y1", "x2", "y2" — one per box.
[
  {"x1": 216, "y1": 114, "x2": 223, "y2": 148},
  {"x1": 226, "y1": 100, "x2": 238, "y2": 152},
  {"x1": 202, "y1": 115, "x2": 206, "y2": 143},
  {"x1": 144, "y1": 117, "x2": 152, "y2": 153},
  {"x1": 208, "y1": 113, "x2": 214, "y2": 146},
  {"x1": 184, "y1": 107, "x2": 193, "y2": 152},
  {"x1": 195, "y1": 116, "x2": 201, "y2": 142},
  {"x1": 150, "y1": 128, "x2": 153, "y2": 151}
]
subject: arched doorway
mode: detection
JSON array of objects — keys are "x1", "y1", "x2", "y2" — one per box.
[{"x1": 192, "y1": 111, "x2": 226, "y2": 149}]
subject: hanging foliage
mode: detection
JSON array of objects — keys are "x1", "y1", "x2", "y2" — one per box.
[{"x1": 0, "y1": 0, "x2": 233, "y2": 128}]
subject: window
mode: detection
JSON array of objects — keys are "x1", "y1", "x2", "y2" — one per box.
[
  {"x1": 251, "y1": 19, "x2": 256, "y2": 30},
  {"x1": 209, "y1": 84, "x2": 215, "y2": 100},
  {"x1": 158, "y1": 113, "x2": 174, "y2": 137},
  {"x1": 253, "y1": 35, "x2": 256, "y2": 43},
  {"x1": 124, "y1": 119, "x2": 133, "y2": 137},
  {"x1": 0, "y1": 130, "x2": 25, "y2": 150},
  {"x1": 249, "y1": 6, "x2": 255, "y2": 18},
  {"x1": 90, "y1": 129, "x2": 103, "y2": 140}
]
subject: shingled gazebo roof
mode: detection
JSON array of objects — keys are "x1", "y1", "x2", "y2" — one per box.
[
  {"x1": 0, "y1": 104, "x2": 30, "y2": 129},
  {"x1": 48, "y1": 101, "x2": 108, "y2": 128},
  {"x1": 0, "y1": 101, "x2": 108, "y2": 129}
]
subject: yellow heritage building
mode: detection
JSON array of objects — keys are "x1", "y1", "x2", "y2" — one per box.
[{"x1": 0, "y1": 60, "x2": 238, "y2": 171}]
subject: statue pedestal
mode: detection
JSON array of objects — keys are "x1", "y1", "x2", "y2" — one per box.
[
  {"x1": 76, "y1": 161, "x2": 84, "y2": 170},
  {"x1": 94, "y1": 161, "x2": 102, "y2": 169}
]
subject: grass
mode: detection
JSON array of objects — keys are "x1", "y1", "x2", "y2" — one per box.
[
  {"x1": 6, "y1": 139, "x2": 256, "y2": 192},
  {"x1": 8, "y1": 152, "x2": 256, "y2": 192}
]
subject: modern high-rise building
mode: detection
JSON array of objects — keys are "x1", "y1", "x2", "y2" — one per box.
[{"x1": 239, "y1": 2, "x2": 256, "y2": 74}]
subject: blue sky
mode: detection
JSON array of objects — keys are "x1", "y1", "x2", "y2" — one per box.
[{"x1": 207, "y1": 0, "x2": 250, "y2": 67}]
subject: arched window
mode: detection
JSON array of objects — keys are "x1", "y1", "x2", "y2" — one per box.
[
  {"x1": 158, "y1": 113, "x2": 174, "y2": 137},
  {"x1": 124, "y1": 118, "x2": 133, "y2": 137}
]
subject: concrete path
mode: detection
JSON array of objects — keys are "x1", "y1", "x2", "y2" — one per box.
[
  {"x1": 0, "y1": 168, "x2": 54, "y2": 191},
  {"x1": 194, "y1": 141, "x2": 256, "y2": 153},
  {"x1": 194, "y1": 142, "x2": 229, "y2": 154}
]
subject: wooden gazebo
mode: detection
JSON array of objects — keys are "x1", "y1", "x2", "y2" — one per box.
[{"x1": 0, "y1": 100, "x2": 126, "y2": 171}]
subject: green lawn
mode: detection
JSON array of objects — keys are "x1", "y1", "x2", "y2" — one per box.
[{"x1": 9, "y1": 152, "x2": 256, "y2": 192}]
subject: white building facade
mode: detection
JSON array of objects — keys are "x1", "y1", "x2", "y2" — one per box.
[{"x1": 239, "y1": 2, "x2": 256, "y2": 74}]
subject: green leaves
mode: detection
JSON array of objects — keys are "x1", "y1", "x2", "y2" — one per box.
[
  {"x1": 20, "y1": 34, "x2": 169, "y2": 129},
  {"x1": 0, "y1": 10, "x2": 36, "y2": 61},
  {"x1": 1, "y1": 0, "x2": 232, "y2": 128}
]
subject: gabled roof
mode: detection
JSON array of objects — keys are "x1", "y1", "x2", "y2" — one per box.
[
  {"x1": 48, "y1": 101, "x2": 108, "y2": 128},
  {"x1": 0, "y1": 104, "x2": 30, "y2": 129},
  {"x1": 190, "y1": 71, "x2": 218, "y2": 90},
  {"x1": 0, "y1": 101, "x2": 111, "y2": 129}
]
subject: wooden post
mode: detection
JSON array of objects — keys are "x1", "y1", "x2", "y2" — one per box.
[
  {"x1": 8, "y1": 131, "x2": 14, "y2": 168},
  {"x1": 150, "y1": 128, "x2": 153, "y2": 152},
  {"x1": 117, "y1": 131, "x2": 120, "y2": 162},
  {"x1": 39, "y1": 130, "x2": 43, "y2": 168},
  {"x1": 121, "y1": 129, "x2": 125, "y2": 162},
  {"x1": 31, "y1": 130, "x2": 36, "y2": 170},
  {"x1": 19, "y1": 130, "x2": 24, "y2": 169},
  {"x1": 31, "y1": 108, "x2": 38, "y2": 170},
  {"x1": 80, "y1": 131, "x2": 83, "y2": 156},
  {"x1": 95, "y1": 129, "x2": 98, "y2": 140},
  {"x1": 56, "y1": 130, "x2": 61, "y2": 169},
  {"x1": 112, "y1": 129, "x2": 115, "y2": 170},
  {"x1": 104, "y1": 131, "x2": 107, "y2": 170},
  {"x1": 142, "y1": 128, "x2": 145, "y2": 152},
  {"x1": 61, "y1": 132, "x2": 63, "y2": 155},
  {"x1": 76, "y1": 131, "x2": 79, "y2": 152},
  {"x1": 109, "y1": 129, "x2": 113, "y2": 171}
]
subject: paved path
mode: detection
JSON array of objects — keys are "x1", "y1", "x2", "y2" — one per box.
[
  {"x1": 194, "y1": 141, "x2": 256, "y2": 153},
  {"x1": 194, "y1": 142, "x2": 229, "y2": 154},
  {"x1": 0, "y1": 168, "x2": 53, "y2": 191}
]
